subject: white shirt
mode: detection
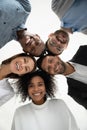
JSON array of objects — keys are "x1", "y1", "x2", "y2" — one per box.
[
  {"x1": 67, "y1": 62, "x2": 87, "y2": 84},
  {"x1": 11, "y1": 99, "x2": 79, "y2": 130},
  {"x1": 0, "y1": 78, "x2": 14, "y2": 106}
]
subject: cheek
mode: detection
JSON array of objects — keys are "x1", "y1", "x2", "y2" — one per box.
[
  {"x1": 51, "y1": 47, "x2": 59, "y2": 54},
  {"x1": 43, "y1": 87, "x2": 46, "y2": 95},
  {"x1": 10, "y1": 63, "x2": 15, "y2": 73}
]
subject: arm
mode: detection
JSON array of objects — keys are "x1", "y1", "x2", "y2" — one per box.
[
  {"x1": 0, "y1": 64, "x2": 10, "y2": 80},
  {"x1": 0, "y1": 79, "x2": 14, "y2": 106},
  {"x1": 17, "y1": 0, "x2": 31, "y2": 12},
  {"x1": 51, "y1": 0, "x2": 75, "y2": 19}
]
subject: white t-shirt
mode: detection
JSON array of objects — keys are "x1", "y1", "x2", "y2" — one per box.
[
  {"x1": 0, "y1": 78, "x2": 14, "y2": 106},
  {"x1": 11, "y1": 99, "x2": 79, "y2": 130}
]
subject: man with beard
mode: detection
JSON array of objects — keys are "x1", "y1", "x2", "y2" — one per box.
[{"x1": 37, "y1": 45, "x2": 87, "y2": 109}]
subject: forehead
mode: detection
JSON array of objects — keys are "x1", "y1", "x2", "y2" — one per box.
[
  {"x1": 41, "y1": 56, "x2": 54, "y2": 69},
  {"x1": 43, "y1": 56, "x2": 55, "y2": 62},
  {"x1": 30, "y1": 76, "x2": 44, "y2": 82},
  {"x1": 14, "y1": 56, "x2": 26, "y2": 59}
]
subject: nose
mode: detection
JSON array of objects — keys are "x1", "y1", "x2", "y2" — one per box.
[
  {"x1": 33, "y1": 86, "x2": 39, "y2": 91},
  {"x1": 21, "y1": 63, "x2": 26, "y2": 67},
  {"x1": 49, "y1": 62, "x2": 55, "y2": 69},
  {"x1": 31, "y1": 40, "x2": 35, "y2": 46},
  {"x1": 21, "y1": 63, "x2": 28, "y2": 70}
]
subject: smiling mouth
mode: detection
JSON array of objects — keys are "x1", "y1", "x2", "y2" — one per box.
[
  {"x1": 33, "y1": 92, "x2": 41, "y2": 96},
  {"x1": 25, "y1": 40, "x2": 31, "y2": 46},
  {"x1": 16, "y1": 62, "x2": 20, "y2": 71}
]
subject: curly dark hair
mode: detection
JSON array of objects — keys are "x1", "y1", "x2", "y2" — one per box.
[
  {"x1": 2, "y1": 53, "x2": 36, "y2": 78},
  {"x1": 17, "y1": 69, "x2": 56, "y2": 102}
]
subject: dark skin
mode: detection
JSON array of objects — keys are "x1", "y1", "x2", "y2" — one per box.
[{"x1": 17, "y1": 30, "x2": 45, "y2": 57}]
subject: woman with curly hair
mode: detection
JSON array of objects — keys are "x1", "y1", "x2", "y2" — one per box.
[{"x1": 11, "y1": 70, "x2": 79, "y2": 130}]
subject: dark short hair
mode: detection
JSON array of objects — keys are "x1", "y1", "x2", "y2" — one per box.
[
  {"x1": 2, "y1": 53, "x2": 36, "y2": 78},
  {"x1": 17, "y1": 69, "x2": 56, "y2": 102}
]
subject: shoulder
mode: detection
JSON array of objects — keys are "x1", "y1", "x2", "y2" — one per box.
[
  {"x1": 15, "y1": 103, "x2": 31, "y2": 114},
  {"x1": 51, "y1": 0, "x2": 75, "y2": 19},
  {"x1": 49, "y1": 98, "x2": 67, "y2": 107},
  {"x1": 17, "y1": 0, "x2": 31, "y2": 12},
  {"x1": 48, "y1": 98, "x2": 70, "y2": 113}
]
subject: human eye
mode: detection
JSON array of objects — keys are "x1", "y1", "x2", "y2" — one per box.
[
  {"x1": 38, "y1": 82, "x2": 44, "y2": 87},
  {"x1": 57, "y1": 47, "x2": 63, "y2": 52},
  {"x1": 31, "y1": 48, "x2": 35, "y2": 54},
  {"x1": 28, "y1": 83, "x2": 33, "y2": 88},
  {"x1": 48, "y1": 58, "x2": 53, "y2": 63},
  {"x1": 24, "y1": 58, "x2": 27, "y2": 63},
  {"x1": 25, "y1": 67, "x2": 28, "y2": 72},
  {"x1": 50, "y1": 41, "x2": 56, "y2": 47},
  {"x1": 57, "y1": 47, "x2": 61, "y2": 51}
]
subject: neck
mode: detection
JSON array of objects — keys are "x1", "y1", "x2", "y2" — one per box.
[
  {"x1": 63, "y1": 62, "x2": 75, "y2": 75},
  {"x1": 0, "y1": 64, "x2": 11, "y2": 80}
]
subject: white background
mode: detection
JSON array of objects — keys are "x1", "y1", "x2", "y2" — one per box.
[{"x1": 0, "y1": 0, "x2": 87, "y2": 130}]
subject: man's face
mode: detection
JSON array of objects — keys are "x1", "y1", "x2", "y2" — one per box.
[
  {"x1": 20, "y1": 34, "x2": 45, "y2": 57},
  {"x1": 47, "y1": 31, "x2": 69, "y2": 55},
  {"x1": 41, "y1": 55, "x2": 66, "y2": 75}
]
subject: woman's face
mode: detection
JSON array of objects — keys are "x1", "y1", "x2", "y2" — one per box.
[
  {"x1": 10, "y1": 56, "x2": 35, "y2": 75},
  {"x1": 28, "y1": 76, "x2": 46, "y2": 105}
]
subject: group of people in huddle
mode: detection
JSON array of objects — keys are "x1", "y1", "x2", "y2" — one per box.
[{"x1": 0, "y1": 0, "x2": 87, "y2": 130}]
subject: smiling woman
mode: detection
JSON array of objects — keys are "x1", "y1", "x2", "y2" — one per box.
[
  {"x1": 0, "y1": 0, "x2": 87, "y2": 130},
  {"x1": 0, "y1": 53, "x2": 36, "y2": 80},
  {"x1": 11, "y1": 70, "x2": 79, "y2": 130}
]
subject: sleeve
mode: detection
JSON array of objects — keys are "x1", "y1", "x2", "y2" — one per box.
[
  {"x1": 61, "y1": 100, "x2": 80, "y2": 130},
  {"x1": 81, "y1": 28, "x2": 87, "y2": 34},
  {"x1": 0, "y1": 79, "x2": 15, "y2": 106},
  {"x1": 51, "y1": 0, "x2": 59, "y2": 15},
  {"x1": 51, "y1": 0, "x2": 75, "y2": 19},
  {"x1": 17, "y1": 0, "x2": 31, "y2": 12}
]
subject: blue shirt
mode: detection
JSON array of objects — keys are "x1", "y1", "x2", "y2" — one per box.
[
  {"x1": 0, "y1": 0, "x2": 31, "y2": 48},
  {"x1": 61, "y1": 0, "x2": 87, "y2": 33}
]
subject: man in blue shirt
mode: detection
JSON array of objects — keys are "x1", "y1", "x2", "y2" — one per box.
[
  {"x1": 51, "y1": 0, "x2": 87, "y2": 34},
  {"x1": 0, "y1": 0, "x2": 45, "y2": 57}
]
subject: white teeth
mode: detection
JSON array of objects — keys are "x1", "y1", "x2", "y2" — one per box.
[
  {"x1": 16, "y1": 63, "x2": 19, "y2": 70},
  {"x1": 33, "y1": 93, "x2": 41, "y2": 96},
  {"x1": 26, "y1": 38, "x2": 30, "y2": 44},
  {"x1": 59, "y1": 37, "x2": 63, "y2": 42}
]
